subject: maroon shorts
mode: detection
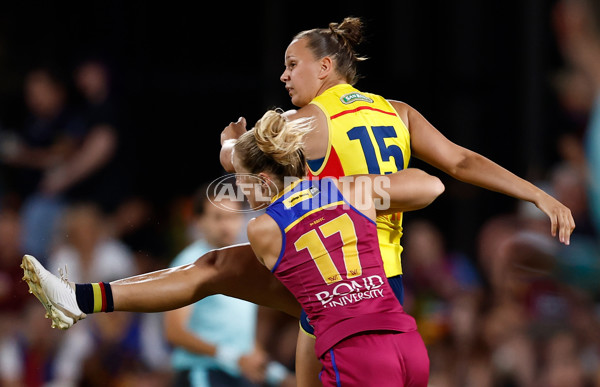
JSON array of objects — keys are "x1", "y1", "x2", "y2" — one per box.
[{"x1": 319, "y1": 330, "x2": 429, "y2": 387}]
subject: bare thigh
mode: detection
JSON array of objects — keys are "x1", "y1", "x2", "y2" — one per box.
[
  {"x1": 112, "y1": 244, "x2": 301, "y2": 318},
  {"x1": 206, "y1": 244, "x2": 301, "y2": 317},
  {"x1": 296, "y1": 327, "x2": 323, "y2": 387}
]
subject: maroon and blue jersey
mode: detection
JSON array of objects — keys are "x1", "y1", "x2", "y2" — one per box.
[{"x1": 266, "y1": 178, "x2": 416, "y2": 357}]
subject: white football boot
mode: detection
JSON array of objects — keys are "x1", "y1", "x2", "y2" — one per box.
[{"x1": 21, "y1": 254, "x2": 86, "y2": 329}]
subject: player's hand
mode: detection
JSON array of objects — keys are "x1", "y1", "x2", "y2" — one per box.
[
  {"x1": 238, "y1": 348, "x2": 268, "y2": 384},
  {"x1": 221, "y1": 117, "x2": 247, "y2": 145},
  {"x1": 535, "y1": 193, "x2": 576, "y2": 245}
]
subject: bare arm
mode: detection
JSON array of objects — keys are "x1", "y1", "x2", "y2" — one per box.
[
  {"x1": 334, "y1": 169, "x2": 444, "y2": 220},
  {"x1": 219, "y1": 106, "x2": 328, "y2": 173},
  {"x1": 2, "y1": 136, "x2": 77, "y2": 169},
  {"x1": 164, "y1": 304, "x2": 268, "y2": 382},
  {"x1": 391, "y1": 100, "x2": 575, "y2": 244},
  {"x1": 220, "y1": 117, "x2": 247, "y2": 172},
  {"x1": 164, "y1": 305, "x2": 218, "y2": 356},
  {"x1": 281, "y1": 104, "x2": 328, "y2": 161},
  {"x1": 372, "y1": 168, "x2": 445, "y2": 215},
  {"x1": 41, "y1": 125, "x2": 117, "y2": 195}
]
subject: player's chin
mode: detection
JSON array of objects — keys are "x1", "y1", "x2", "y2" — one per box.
[{"x1": 291, "y1": 95, "x2": 309, "y2": 108}]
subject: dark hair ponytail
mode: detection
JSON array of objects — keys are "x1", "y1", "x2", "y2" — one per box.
[
  {"x1": 328, "y1": 17, "x2": 364, "y2": 51},
  {"x1": 294, "y1": 17, "x2": 367, "y2": 85}
]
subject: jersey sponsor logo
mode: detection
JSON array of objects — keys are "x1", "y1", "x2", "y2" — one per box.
[
  {"x1": 282, "y1": 187, "x2": 319, "y2": 208},
  {"x1": 340, "y1": 92, "x2": 374, "y2": 105},
  {"x1": 314, "y1": 274, "x2": 386, "y2": 308}
]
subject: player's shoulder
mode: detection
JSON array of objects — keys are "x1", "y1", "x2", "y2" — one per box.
[
  {"x1": 386, "y1": 99, "x2": 412, "y2": 128},
  {"x1": 247, "y1": 215, "x2": 279, "y2": 245},
  {"x1": 387, "y1": 99, "x2": 411, "y2": 112},
  {"x1": 284, "y1": 105, "x2": 329, "y2": 160},
  {"x1": 247, "y1": 214, "x2": 281, "y2": 267},
  {"x1": 285, "y1": 104, "x2": 325, "y2": 121}
]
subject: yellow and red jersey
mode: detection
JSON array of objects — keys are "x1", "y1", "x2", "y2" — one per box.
[{"x1": 307, "y1": 84, "x2": 411, "y2": 277}]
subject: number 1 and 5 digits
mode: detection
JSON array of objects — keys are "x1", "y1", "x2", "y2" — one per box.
[{"x1": 295, "y1": 125, "x2": 404, "y2": 284}]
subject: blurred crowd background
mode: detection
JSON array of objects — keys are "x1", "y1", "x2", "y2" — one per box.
[{"x1": 0, "y1": 0, "x2": 599, "y2": 386}]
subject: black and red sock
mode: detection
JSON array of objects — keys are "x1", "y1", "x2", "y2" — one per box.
[{"x1": 75, "y1": 282, "x2": 114, "y2": 314}]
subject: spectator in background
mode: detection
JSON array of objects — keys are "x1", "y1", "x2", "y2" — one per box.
[
  {"x1": 47, "y1": 202, "x2": 137, "y2": 282},
  {"x1": 0, "y1": 206, "x2": 32, "y2": 387},
  {"x1": 164, "y1": 183, "x2": 294, "y2": 387},
  {"x1": 47, "y1": 202, "x2": 171, "y2": 386},
  {"x1": 0, "y1": 66, "x2": 86, "y2": 261},
  {"x1": 41, "y1": 58, "x2": 131, "y2": 215},
  {"x1": 401, "y1": 219, "x2": 483, "y2": 386},
  {"x1": 0, "y1": 59, "x2": 130, "y2": 263},
  {"x1": 0, "y1": 206, "x2": 29, "y2": 332},
  {"x1": 538, "y1": 329, "x2": 588, "y2": 387},
  {"x1": 65, "y1": 58, "x2": 168, "y2": 271},
  {"x1": 553, "y1": 0, "x2": 600, "y2": 234},
  {"x1": 1, "y1": 300, "x2": 64, "y2": 387},
  {"x1": 546, "y1": 163, "x2": 600, "y2": 297},
  {"x1": 50, "y1": 310, "x2": 172, "y2": 387},
  {"x1": 472, "y1": 200, "x2": 598, "y2": 386},
  {"x1": 1, "y1": 67, "x2": 82, "y2": 196}
]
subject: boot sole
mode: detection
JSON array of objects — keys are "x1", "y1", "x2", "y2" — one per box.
[{"x1": 21, "y1": 255, "x2": 82, "y2": 330}]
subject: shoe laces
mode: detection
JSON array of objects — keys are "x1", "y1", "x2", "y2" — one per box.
[{"x1": 57, "y1": 265, "x2": 73, "y2": 290}]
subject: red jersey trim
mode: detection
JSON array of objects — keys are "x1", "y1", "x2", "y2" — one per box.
[
  {"x1": 330, "y1": 106, "x2": 397, "y2": 120},
  {"x1": 308, "y1": 146, "x2": 345, "y2": 178}
]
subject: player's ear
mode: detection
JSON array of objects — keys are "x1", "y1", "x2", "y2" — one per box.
[
  {"x1": 257, "y1": 172, "x2": 270, "y2": 185},
  {"x1": 257, "y1": 172, "x2": 273, "y2": 194},
  {"x1": 318, "y1": 56, "x2": 333, "y2": 79}
]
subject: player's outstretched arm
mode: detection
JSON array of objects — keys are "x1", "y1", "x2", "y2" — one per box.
[
  {"x1": 370, "y1": 168, "x2": 445, "y2": 215},
  {"x1": 337, "y1": 169, "x2": 444, "y2": 218},
  {"x1": 391, "y1": 100, "x2": 576, "y2": 245}
]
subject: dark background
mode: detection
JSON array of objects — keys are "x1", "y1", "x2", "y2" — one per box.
[{"x1": 0, "y1": 0, "x2": 570, "y2": 257}]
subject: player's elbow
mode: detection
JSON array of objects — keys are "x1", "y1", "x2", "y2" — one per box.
[
  {"x1": 432, "y1": 176, "x2": 445, "y2": 198},
  {"x1": 449, "y1": 150, "x2": 485, "y2": 180},
  {"x1": 421, "y1": 176, "x2": 445, "y2": 207}
]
